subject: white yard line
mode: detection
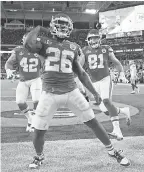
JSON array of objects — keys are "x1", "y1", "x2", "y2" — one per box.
[{"x1": 1, "y1": 100, "x2": 33, "y2": 102}]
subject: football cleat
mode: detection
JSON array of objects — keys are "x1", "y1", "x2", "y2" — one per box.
[
  {"x1": 26, "y1": 123, "x2": 34, "y2": 132},
  {"x1": 131, "y1": 90, "x2": 135, "y2": 94},
  {"x1": 29, "y1": 154, "x2": 44, "y2": 169},
  {"x1": 120, "y1": 107, "x2": 131, "y2": 126},
  {"x1": 108, "y1": 131, "x2": 123, "y2": 141},
  {"x1": 108, "y1": 150, "x2": 131, "y2": 166}
]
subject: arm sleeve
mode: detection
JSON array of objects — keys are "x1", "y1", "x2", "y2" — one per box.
[{"x1": 5, "y1": 51, "x2": 17, "y2": 70}]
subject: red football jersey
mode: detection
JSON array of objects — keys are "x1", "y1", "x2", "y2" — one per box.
[
  {"x1": 13, "y1": 46, "x2": 41, "y2": 81},
  {"x1": 82, "y1": 45, "x2": 113, "y2": 82},
  {"x1": 39, "y1": 37, "x2": 80, "y2": 94}
]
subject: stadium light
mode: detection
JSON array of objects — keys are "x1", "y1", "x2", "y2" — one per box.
[{"x1": 85, "y1": 9, "x2": 98, "y2": 14}]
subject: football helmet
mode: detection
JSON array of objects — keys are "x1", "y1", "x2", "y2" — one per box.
[
  {"x1": 86, "y1": 29, "x2": 101, "y2": 48},
  {"x1": 50, "y1": 13, "x2": 73, "y2": 38}
]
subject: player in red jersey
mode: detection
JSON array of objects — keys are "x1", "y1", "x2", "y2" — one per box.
[
  {"x1": 82, "y1": 29, "x2": 131, "y2": 140},
  {"x1": 5, "y1": 34, "x2": 42, "y2": 132},
  {"x1": 24, "y1": 14, "x2": 130, "y2": 169}
]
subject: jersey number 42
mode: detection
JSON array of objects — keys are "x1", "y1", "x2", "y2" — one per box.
[{"x1": 20, "y1": 57, "x2": 39, "y2": 72}]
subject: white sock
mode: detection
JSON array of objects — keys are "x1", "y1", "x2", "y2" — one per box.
[
  {"x1": 111, "y1": 116, "x2": 121, "y2": 133},
  {"x1": 21, "y1": 107, "x2": 31, "y2": 124}
]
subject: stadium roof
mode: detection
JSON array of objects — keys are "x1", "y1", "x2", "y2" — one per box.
[{"x1": 1, "y1": 1, "x2": 144, "y2": 19}]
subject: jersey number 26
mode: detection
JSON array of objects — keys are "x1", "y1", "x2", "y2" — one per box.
[{"x1": 45, "y1": 47, "x2": 74, "y2": 73}]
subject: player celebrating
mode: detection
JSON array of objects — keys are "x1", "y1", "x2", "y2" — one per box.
[
  {"x1": 25, "y1": 14, "x2": 130, "y2": 169},
  {"x1": 130, "y1": 61, "x2": 140, "y2": 94},
  {"x1": 5, "y1": 34, "x2": 42, "y2": 132},
  {"x1": 82, "y1": 29, "x2": 131, "y2": 141}
]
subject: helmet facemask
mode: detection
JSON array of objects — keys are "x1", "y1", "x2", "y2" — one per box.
[
  {"x1": 87, "y1": 36, "x2": 100, "y2": 48},
  {"x1": 50, "y1": 15, "x2": 73, "y2": 38}
]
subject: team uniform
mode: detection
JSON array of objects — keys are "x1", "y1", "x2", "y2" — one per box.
[
  {"x1": 5, "y1": 45, "x2": 42, "y2": 132},
  {"x1": 82, "y1": 45, "x2": 113, "y2": 111},
  {"x1": 82, "y1": 29, "x2": 131, "y2": 140},
  {"x1": 32, "y1": 38, "x2": 95, "y2": 130},
  {"x1": 28, "y1": 14, "x2": 130, "y2": 169},
  {"x1": 10, "y1": 46, "x2": 42, "y2": 104}
]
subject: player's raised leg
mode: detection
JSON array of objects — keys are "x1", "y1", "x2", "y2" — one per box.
[
  {"x1": 98, "y1": 76, "x2": 123, "y2": 140},
  {"x1": 67, "y1": 88, "x2": 130, "y2": 166}
]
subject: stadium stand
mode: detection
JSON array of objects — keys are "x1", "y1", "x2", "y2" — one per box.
[{"x1": 1, "y1": 1, "x2": 144, "y2": 82}]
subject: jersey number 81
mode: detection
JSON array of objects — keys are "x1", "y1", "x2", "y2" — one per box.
[{"x1": 88, "y1": 54, "x2": 104, "y2": 69}]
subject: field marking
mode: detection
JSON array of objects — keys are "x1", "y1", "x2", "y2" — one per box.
[{"x1": 1, "y1": 100, "x2": 33, "y2": 102}]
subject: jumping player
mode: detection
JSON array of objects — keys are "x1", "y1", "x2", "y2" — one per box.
[
  {"x1": 5, "y1": 34, "x2": 42, "y2": 132},
  {"x1": 25, "y1": 14, "x2": 130, "y2": 169},
  {"x1": 130, "y1": 61, "x2": 140, "y2": 94},
  {"x1": 82, "y1": 29, "x2": 131, "y2": 141}
]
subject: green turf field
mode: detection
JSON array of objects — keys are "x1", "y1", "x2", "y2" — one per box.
[{"x1": 1, "y1": 80, "x2": 144, "y2": 172}]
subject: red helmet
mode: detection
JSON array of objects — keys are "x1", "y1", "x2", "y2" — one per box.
[
  {"x1": 86, "y1": 29, "x2": 101, "y2": 48},
  {"x1": 50, "y1": 13, "x2": 73, "y2": 38}
]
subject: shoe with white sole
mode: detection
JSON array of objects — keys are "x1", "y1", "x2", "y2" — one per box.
[
  {"x1": 26, "y1": 123, "x2": 35, "y2": 132},
  {"x1": 108, "y1": 150, "x2": 131, "y2": 166},
  {"x1": 131, "y1": 91, "x2": 135, "y2": 94},
  {"x1": 29, "y1": 154, "x2": 44, "y2": 169},
  {"x1": 108, "y1": 131, "x2": 123, "y2": 141}
]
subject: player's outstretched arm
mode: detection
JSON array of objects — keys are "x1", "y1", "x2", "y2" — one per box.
[
  {"x1": 109, "y1": 51, "x2": 127, "y2": 82},
  {"x1": 73, "y1": 57, "x2": 101, "y2": 104},
  {"x1": 5, "y1": 51, "x2": 17, "y2": 78},
  {"x1": 109, "y1": 52, "x2": 124, "y2": 73},
  {"x1": 5, "y1": 51, "x2": 16, "y2": 70}
]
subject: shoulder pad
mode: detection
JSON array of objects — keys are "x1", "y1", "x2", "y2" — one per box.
[
  {"x1": 82, "y1": 46, "x2": 91, "y2": 54},
  {"x1": 101, "y1": 45, "x2": 113, "y2": 52},
  {"x1": 13, "y1": 46, "x2": 23, "y2": 52},
  {"x1": 69, "y1": 42, "x2": 78, "y2": 51},
  {"x1": 82, "y1": 46, "x2": 88, "y2": 51}
]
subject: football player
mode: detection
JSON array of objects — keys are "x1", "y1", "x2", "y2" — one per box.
[
  {"x1": 82, "y1": 29, "x2": 131, "y2": 141},
  {"x1": 25, "y1": 13, "x2": 130, "y2": 169},
  {"x1": 5, "y1": 34, "x2": 42, "y2": 132},
  {"x1": 130, "y1": 61, "x2": 140, "y2": 94}
]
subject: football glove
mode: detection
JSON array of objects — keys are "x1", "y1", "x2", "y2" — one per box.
[
  {"x1": 119, "y1": 72, "x2": 128, "y2": 83},
  {"x1": 6, "y1": 69, "x2": 14, "y2": 79}
]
